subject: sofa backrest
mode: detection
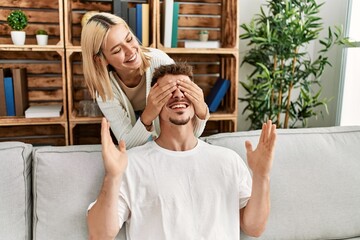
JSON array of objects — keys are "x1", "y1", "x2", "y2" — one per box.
[
  {"x1": 204, "y1": 126, "x2": 360, "y2": 240},
  {"x1": 2, "y1": 125, "x2": 360, "y2": 240},
  {"x1": 0, "y1": 141, "x2": 32, "y2": 240},
  {"x1": 32, "y1": 144, "x2": 126, "y2": 240}
]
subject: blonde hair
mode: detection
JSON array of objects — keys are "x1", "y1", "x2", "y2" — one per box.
[{"x1": 81, "y1": 12, "x2": 151, "y2": 101}]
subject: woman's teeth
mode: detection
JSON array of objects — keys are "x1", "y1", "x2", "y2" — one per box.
[{"x1": 127, "y1": 54, "x2": 136, "y2": 62}]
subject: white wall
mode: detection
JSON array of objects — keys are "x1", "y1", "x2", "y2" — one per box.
[{"x1": 237, "y1": 0, "x2": 347, "y2": 130}]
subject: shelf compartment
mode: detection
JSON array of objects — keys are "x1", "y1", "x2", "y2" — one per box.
[
  {"x1": 66, "y1": 51, "x2": 104, "y2": 121},
  {"x1": 0, "y1": 124, "x2": 68, "y2": 146},
  {"x1": 64, "y1": 0, "x2": 156, "y2": 47},
  {"x1": 64, "y1": 0, "x2": 111, "y2": 47},
  {"x1": 0, "y1": 0, "x2": 64, "y2": 46},
  {"x1": 157, "y1": 0, "x2": 238, "y2": 49},
  {"x1": 69, "y1": 123, "x2": 102, "y2": 145},
  {"x1": 0, "y1": 50, "x2": 67, "y2": 120}
]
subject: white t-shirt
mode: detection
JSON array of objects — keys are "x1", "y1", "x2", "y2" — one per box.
[{"x1": 118, "y1": 139, "x2": 252, "y2": 240}]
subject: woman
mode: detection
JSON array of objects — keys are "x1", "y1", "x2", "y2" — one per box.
[{"x1": 81, "y1": 12, "x2": 209, "y2": 148}]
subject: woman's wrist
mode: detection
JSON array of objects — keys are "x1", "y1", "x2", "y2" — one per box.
[
  {"x1": 140, "y1": 115, "x2": 153, "y2": 131},
  {"x1": 197, "y1": 104, "x2": 209, "y2": 120}
]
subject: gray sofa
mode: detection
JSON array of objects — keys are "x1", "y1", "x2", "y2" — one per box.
[{"x1": 1, "y1": 126, "x2": 360, "y2": 240}]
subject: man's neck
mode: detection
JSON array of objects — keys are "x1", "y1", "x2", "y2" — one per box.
[{"x1": 155, "y1": 125, "x2": 198, "y2": 151}]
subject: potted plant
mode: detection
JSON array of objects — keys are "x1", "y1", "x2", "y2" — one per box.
[
  {"x1": 199, "y1": 30, "x2": 209, "y2": 42},
  {"x1": 239, "y1": 0, "x2": 350, "y2": 129},
  {"x1": 36, "y1": 29, "x2": 48, "y2": 46},
  {"x1": 7, "y1": 10, "x2": 28, "y2": 45}
]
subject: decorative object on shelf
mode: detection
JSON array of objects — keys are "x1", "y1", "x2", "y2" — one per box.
[
  {"x1": 25, "y1": 104, "x2": 62, "y2": 118},
  {"x1": 239, "y1": 0, "x2": 350, "y2": 129},
  {"x1": 78, "y1": 100, "x2": 102, "y2": 117},
  {"x1": 184, "y1": 40, "x2": 220, "y2": 49},
  {"x1": 36, "y1": 29, "x2": 48, "y2": 46},
  {"x1": 199, "y1": 30, "x2": 208, "y2": 42},
  {"x1": 7, "y1": 10, "x2": 28, "y2": 45}
]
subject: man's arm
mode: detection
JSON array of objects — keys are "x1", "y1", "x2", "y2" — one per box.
[
  {"x1": 88, "y1": 118, "x2": 128, "y2": 240},
  {"x1": 240, "y1": 120, "x2": 277, "y2": 237}
]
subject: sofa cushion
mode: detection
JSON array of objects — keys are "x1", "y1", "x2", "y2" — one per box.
[
  {"x1": 204, "y1": 126, "x2": 360, "y2": 240},
  {"x1": 0, "y1": 141, "x2": 32, "y2": 240},
  {"x1": 32, "y1": 144, "x2": 125, "y2": 240}
]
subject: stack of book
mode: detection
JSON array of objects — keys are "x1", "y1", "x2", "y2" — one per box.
[
  {"x1": 0, "y1": 68, "x2": 28, "y2": 117},
  {"x1": 112, "y1": 1, "x2": 150, "y2": 47},
  {"x1": 161, "y1": 0, "x2": 180, "y2": 48}
]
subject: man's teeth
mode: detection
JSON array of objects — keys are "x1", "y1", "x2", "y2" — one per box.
[{"x1": 171, "y1": 104, "x2": 187, "y2": 109}]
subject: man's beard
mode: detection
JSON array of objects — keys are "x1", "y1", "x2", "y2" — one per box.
[{"x1": 169, "y1": 116, "x2": 191, "y2": 125}]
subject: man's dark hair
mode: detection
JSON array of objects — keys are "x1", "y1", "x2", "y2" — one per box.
[{"x1": 151, "y1": 62, "x2": 194, "y2": 87}]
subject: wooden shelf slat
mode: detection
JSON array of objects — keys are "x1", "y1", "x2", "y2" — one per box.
[
  {"x1": 0, "y1": 116, "x2": 67, "y2": 126},
  {"x1": 0, "y1": 44, "x2": 64, "y2": 51}
]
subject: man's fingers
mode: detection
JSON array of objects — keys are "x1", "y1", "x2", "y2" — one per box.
[
  {"x1": 270, "y1": 123, "x2": 277, "y2": 147},
  {"x1": 261, "y1": 120, "x2": 274, "y2": 143},
  {"x1": 101, "y1": 117, "x2": 110, "y2": 144},
  {"x1": 118, "y1": 139, "x2": 126, "y2": 153},
  {"x1": 259, "y1": 122, "x2": 266, "y2": 143},
  {"x1": 245, "y1": 140, "x2": 253, "y2": 153}
]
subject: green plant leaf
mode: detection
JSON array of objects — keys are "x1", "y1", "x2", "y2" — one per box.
[
  {"x1": 7, "y1": 10, "x2": 28, "y2": 31},
  {"x1": 239, "y1": 0, "x2": 337, "y2": 129}
]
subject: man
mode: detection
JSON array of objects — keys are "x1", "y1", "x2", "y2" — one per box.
[{"x1": 87, "y1": 63, "x2": 277, "y2": 240}]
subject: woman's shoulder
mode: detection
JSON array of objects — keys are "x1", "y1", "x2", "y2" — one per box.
[
  {"x1": 144, "y1": 48, "x2": 174, "y2": 71},
  {"x1": 145, "y1": 48, "x2": 168, "y2": 57}
]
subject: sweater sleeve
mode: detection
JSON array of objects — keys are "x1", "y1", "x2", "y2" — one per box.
[
  {"x1": 193, "y1": 106, "x2": 210, "y2": 137},
  {"x1": 97, "y1": 95, "x2": 152, "y2": 149}
]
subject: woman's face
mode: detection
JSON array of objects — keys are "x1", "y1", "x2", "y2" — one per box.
[{"x1": 101, "y1": 24, "x2": 142, "y2": 73}]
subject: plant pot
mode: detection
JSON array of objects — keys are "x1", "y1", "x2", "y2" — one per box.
[
  {"x1": 199, "y1": 34, "x2": 209, "y2": 42},
  {"x1": 36, "y1": 35, "x2": 48, "y2": 46},
  {"x1": 11, "y1": 31, "x2": 26, "y2": 45}
]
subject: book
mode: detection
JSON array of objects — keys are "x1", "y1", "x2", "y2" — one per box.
[
  {"x1": 25, "y1": 104, "x2": 63, "y2": 118},
  {"x1": 3, "y1": 75, "x2": 15, "y2": 116},
  {"x1": 112, "y1": 0, "x2": 129, "y2": 23},
  {"x1": 141, "y1": 3, "x2": 150, "y2": 47},
  {"x1": 171, "y1": 2, "x2": 179, "y2": 48},
  {"x1": 112, "y1": 0, "x2": 121, "y2": 17},
  {"x1": 120, "y1": 1, "x2": 129, "y2": 23},
  {"x1": 205, "y1": 78, "x2": 231, "y2": 112},
  {"x1": 11, "y1": 68, "x2": 29, "y2": 116},
  {"x1": 161, "y1": 0, "x2": 174, "y2": 48},
  {"x1": 136, "y1": 4, "x2": 142, "y2": 43},
  {"x1": 128, "y1": 7, "x2": 137, "y2": 35},
  {"x1": 184, "y1": 40, "x2": 220, "y2": 48},
  {"x1": 0, "y1": 68, "x2": 7, "y2": 116}
]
